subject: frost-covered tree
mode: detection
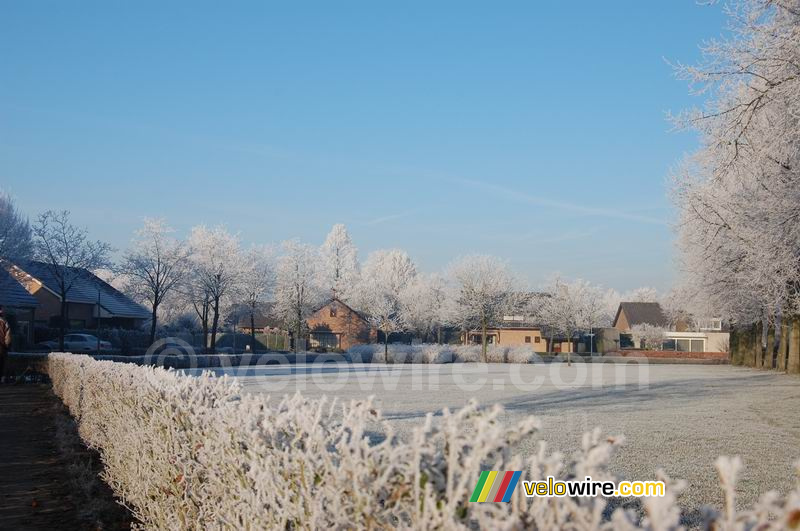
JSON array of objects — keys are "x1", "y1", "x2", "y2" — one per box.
[
  {"x1": 671, "y1": 0, "x2": 800, "y2": 346},
  {"x1": 275, "y1": 240, "x2": 322, "y2": 353},
  {"x1": 631, "y1": 323, "x2": 666, "y2": 351},
  {"x1": 399, "y1": 273, "x2": 448, "y2": 343},
  {"x1": 237, "y1": 245, "x2": 275, "y2": 352},
  {"x1": 358, "y1": 249, "x2": 417, "y2": 355},
  {"x1": 319, "y1": 224, "x2": 359, "y2": 302},
  {"x1": 537, "y1": 277, "x2": 604, "y2": 364},
  {"x1": 32, "y1": 210, "x2": 112, "y2": 350},
  {"x1": 0, "y1": 190, "x2": 32, "y2": 260},
  {"x1": 118, "y1": 219, "x2": 190, "y2": 345},
  {"x1": 187, "y1": 226, "x2": 244, "y2": 353},
  {"x1": 446, "y1": 255, "x2": 520, "y2": 362},
  {"x1": 625, "y1": 287, "x2": 660, "y2": 303}
]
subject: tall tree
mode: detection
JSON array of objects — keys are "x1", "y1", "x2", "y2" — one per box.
[
  {"x1": 671, "y1": 0, "x2": 800, "y2": 371},
  {"x1": 274, "y1": 240, "x2": 321, "y2": 353},
  {"x1": 0, "y1": 190, "x2": 32, "y2": 260},
  {"x1": 118, "y1": 219, "x2": 190, "y2": 345},
  {"x1": 187, "y1": 226, "x2": 244, "y2": 353},
  {"x1": 238, "y1": 245, "x2": 275, "y2": 352},
  {"x1": 32, "y1": 210, "x2": 111, "y2": 350},
  {"x1": 446, "y1": 255, "x2": 519, "y2": 362},
  {"x1": 319, "y1": 224, "x2": 359, "y2": 302},
  {"x1": 399, "y1": 273, "x2": 448, "y2": 343},
  {"x1": 537, "y1": 277, "x2": 602, "y2": 364},
  {"x1": 358, "y1": 249, "x2": 417, "y2": 356}
]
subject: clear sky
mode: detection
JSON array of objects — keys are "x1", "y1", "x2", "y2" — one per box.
[{"x1": 0, "y1": 1, "x2": 727, "y2": 292}]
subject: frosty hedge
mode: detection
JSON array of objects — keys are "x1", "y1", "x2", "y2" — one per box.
[{"x1": 47, "y1": 353, "x2": 800, "y2": 529}]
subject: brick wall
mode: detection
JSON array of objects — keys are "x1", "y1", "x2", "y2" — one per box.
[
  {"x1": 610, "y1": 350, "x2": 730, "y2": 360},
  {"x1": 306, "y1": 300, "x2": 375, "y2": 350}
]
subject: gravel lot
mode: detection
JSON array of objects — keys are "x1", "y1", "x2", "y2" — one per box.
[{"x1": 210, "y1": 362, "x2": 800, "y2": 519}]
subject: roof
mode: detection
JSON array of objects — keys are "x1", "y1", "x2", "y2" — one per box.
[
  {"x1": 10, "y1": 260, "x2": 150, "y2": 320},
  {"x1": 615, "y1": 302, "x2": 669, "y2": 329},
  {"x1": 311, "y1": 297, "x2": 368, "y2": 323},
  {"x1": 0, "y1": 268, "x2": 38, "y2": 309}
]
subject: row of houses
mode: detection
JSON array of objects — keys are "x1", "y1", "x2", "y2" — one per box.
[
  {"x1": 0, "y1": 258, "x2": 729, "y2": 354},
  {"x1": 460, "y1": 301, "x2": 729, "y2": 354}
]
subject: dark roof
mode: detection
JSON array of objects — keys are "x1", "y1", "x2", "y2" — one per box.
[
  {"x1": 615, "y1": 302, "x2": 669, "y2": 328},
  {"x1": 0, "y1": 268, "x2": 38, "y2": 309},
  {"x1": 11, "y1": 260, "x2": 150, "y2": 320}
]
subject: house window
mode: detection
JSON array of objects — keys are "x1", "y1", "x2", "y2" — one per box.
[
  {"x1": 534, "y1": 336, "x2": 541, "y2": 343},
  {"x1": 524, "y1": 336, "x2": 531, "y2": 343},
  {"x1": 330, "y1": 306, "x2": 337, "y2": 317}
]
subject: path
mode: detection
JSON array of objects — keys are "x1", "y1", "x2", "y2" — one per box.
[{"x1": 0, "y1": 384, "x2": 131, "y2": 530}]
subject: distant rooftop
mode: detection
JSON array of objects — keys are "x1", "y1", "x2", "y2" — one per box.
[
  {"x1": 615, "y1": 301, "x2": 669, "y2": 328},
  {"x1": 8, "y1": 260, "x2": 150, "y2": 320}
]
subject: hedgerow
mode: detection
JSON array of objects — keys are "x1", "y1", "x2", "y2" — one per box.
[{"x1": 47, "y1": 353, "x2": 800, "y2": 529}]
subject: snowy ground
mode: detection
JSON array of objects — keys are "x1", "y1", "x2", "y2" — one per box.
[{"x1": 197, "y1": 362, "x2": 800, "y2": 519}]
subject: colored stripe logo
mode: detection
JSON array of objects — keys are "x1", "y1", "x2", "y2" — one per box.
[{"x1": 469, "y1": 471, "x2": 522, "y2": 502}]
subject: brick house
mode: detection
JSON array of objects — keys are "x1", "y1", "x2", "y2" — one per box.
[
  {"x1": 306, "y1": 298, "x2": 376, "y2": 350},
  {"x1": 0, "y1": 267, "x2": 39, "y2": 345}
]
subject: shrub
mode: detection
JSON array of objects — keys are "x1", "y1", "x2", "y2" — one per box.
[{"x1": 47, "y1": 354, "x2": 800, "y2": 530}]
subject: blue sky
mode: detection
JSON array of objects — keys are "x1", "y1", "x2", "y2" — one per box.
[{"x1": 0, "y1": 1, "x2": 726, "y2": 291}]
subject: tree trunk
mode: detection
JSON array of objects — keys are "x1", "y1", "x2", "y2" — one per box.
[
  {"x1": 250, "y1": 311, "x2": 257, "y2": 352},
  {"x1": 149, "y1": 302, "x2": 158, "y2": 346},
  {"x1": 209, "y1": 296, "x2": 220, "y2": 353},
  {"x1": 777, "y1": 317, "x2": 789, "y2": 371},
  {"x1": 437, "y1": 326, "x2": 442, "y2": 345},
  {"x1": 384, "y1": 331, "x2": 390, "y2": 363},
  {"x1": 764, "y1": 324, "x2": 775, "y2": 369},
  {"x1": 481, "y1": 318, "x2": 488, "y2": 363},
  {"x1": 788, "y1": 316, "x2": 800, "y2": 374},
  {"x1": 58, "y1": 294, "x2": 67, "y2": 351},
  {"x1": 566, "y1": 328, "x2": 572, "y2": 366},
  {"x1": 295, "y1": 305, "x2": 302, "y2": 354},
  {"x1": 748, "y1": 322, "x2": 760, "y2": 367}
]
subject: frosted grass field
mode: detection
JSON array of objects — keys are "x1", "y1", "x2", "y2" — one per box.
[{"x1": 196, "y1": 362, "x2": 800, "y2": 518}]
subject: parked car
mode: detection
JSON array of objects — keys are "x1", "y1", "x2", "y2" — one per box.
[
  {"x1": 37, "y1": 334, "x2": 113, "y2": 352},
  {"x1": 147, "y1": 340, "x2": 196, "y2": 357}
]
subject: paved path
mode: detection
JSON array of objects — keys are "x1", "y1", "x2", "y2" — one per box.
[{"x1": 0, "y1": 384, "x2": 129, "y2": 530}]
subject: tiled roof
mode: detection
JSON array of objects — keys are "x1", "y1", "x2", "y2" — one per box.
[
  {"x1": 616, "y1": 302, "x2": 669, "y2": 328},
  {"x1": 0, "y1": 268, "x2": 38, "y2": 309},
  {"x1": 13, "y1": 260, "x2": 150, "y2": 319}
]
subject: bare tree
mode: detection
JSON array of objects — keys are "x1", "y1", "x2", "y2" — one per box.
[
  {"x1": 446, "y1": 255, "x2": 519, "y2": 362},
  {"x1": 32, "y1": 210, "x2": 111, "y2": 350},
  {"x1": 0, "y1": 190, "x2": 32, "y2": 260},
  {"x1": 118, "y1": 219, "x2": 190, "y2": 345},
  {"x1": 274, "y1": 240, "x2": 322, "y2": 353},
  {"x1": 238, "y1": 245, "x2": 275, "y2": 352},
  {"x1": 538, "y1": 277, "x2": 602, "y2": 365},
  {"x1": 399, "y1": 273, "x2": 448, "y2": 343},
  {"x1": 631, "y1": 323, "x2": 666, "y2": 351},
  {"x1": 187, "y1": 226, "x2": 244, "y2": 353}
]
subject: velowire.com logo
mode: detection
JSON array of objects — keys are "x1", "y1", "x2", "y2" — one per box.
[
  {"x1": 470, "y1": 472, "x2": 666, "y2": 502},
  {"x1": 469, "y1": 471, "x2": 522, "y2": 503}
]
